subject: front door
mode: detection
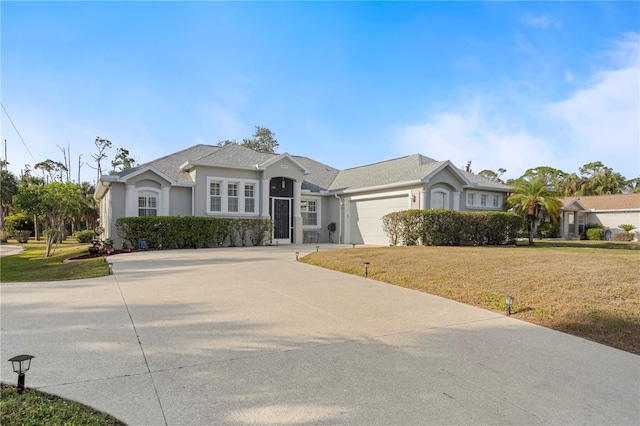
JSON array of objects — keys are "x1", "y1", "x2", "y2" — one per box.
[{"x1": 272, "y1": 198, "x2": 291, "y2": 244}]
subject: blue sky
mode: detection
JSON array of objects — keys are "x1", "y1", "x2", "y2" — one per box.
[{"x1": 2, "y1": 1, "x2": 639, "y2": 184}]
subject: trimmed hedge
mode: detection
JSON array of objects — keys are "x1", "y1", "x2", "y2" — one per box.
[
  {"x1": 586, "y1": 228, "x2": 604, "y2": 241},
  {"x1": 75, "y1": 229, "x2": 96, "y2": 243},
  {"x1": 116, "y1": 217, "x2": 272, "y2": 249},
  {"x1": 382, "y1": 210, "x2": 523, "y2": 246}
]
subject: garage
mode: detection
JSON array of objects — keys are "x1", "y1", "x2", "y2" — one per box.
[{"x1": 348, "y1": 194, "x2": 410, "y2": 245}]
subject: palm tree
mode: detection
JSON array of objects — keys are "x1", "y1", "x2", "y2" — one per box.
[{"x1": 505, "y1": 178, "x2": 561, "y2": 246}]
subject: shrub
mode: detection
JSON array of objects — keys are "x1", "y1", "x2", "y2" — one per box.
[
  {"x1": 619, "y1": 224, "x2": 637, "y2": 232},
  {"x1": 382, "y1": 210, "x2": 522, "y2": 247},
  {"x1": 116, "y1": 216, "x2": 272, "y2": 249},
  {"x1": 15, "y1": 230, "x2": 31, "y2": 243},
  {"x1": 75, "y1": 229, "x2": 95, "y2": 243},
  {"x1": 582, "y1": 223, "x2": 603, "y2": 240},
  {"x1": 586, "y1": 228, "x2": 604, "y2": 241},
  {"x1": 614, "y1": 232, "x2": 635, "y2": 242}
]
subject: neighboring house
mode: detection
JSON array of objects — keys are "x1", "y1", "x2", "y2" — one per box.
[
  {"x1": 94, "y1": 143, "x2": 513, "y2": 246},
  {"x1": 558, "y1": 193, "x2": 640, "y2": 240}
]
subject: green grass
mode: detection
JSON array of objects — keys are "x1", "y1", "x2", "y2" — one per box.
[
  {"x1": 0, "y1": 240, "x2": 109, "y2": 282},
  {"x1": 0, "y1": 383, "x2": 125, "y2": 426},
  {"x1": 303, "y1": 243, "x2": 640, "y2": 355}
]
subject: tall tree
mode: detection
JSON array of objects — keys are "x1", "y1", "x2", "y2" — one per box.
[
  {"x1": 89, "y1": 137, "x2": 112, "y2": 183},
  {"x1": 512, "y1": 166, "x2": 568, "y2": 192},
  {"x1": 35, "y1": 159, "x2": 67, "y2": 183},
  {"x1": 14, "y1": 182, "x2": 82, "y2": 257},
  {"x1": 478, "y1": 168, "x2": 507, "y2": 183},
  {"x1": 0, "y1": 161, "x2": 19, "y2": 230},
  {"x1": 110, "y1": 147, "x2": 137, "y2": 173},
  {"x1": 579, "y1": 161, "x2": 626, "y2": 195},
  {"x1": 218, "y1": 126, "x2": 280, "y2": 153},
  {"x1": 505, "y1": 178, "x2": 561, "y2": 246}
]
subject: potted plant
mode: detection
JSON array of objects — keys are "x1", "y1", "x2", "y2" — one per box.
[{"x1": 121, "y1": 241, "x2": 131, "y2": 253}]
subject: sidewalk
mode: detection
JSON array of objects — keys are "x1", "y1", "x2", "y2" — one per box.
[{"x1": 1, "y1": 245, "x2": 638, "y2": 425}]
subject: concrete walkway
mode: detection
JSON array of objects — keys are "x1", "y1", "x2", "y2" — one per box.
[{"x1": 1, "y1": 245, "x2": 638, "y2": 425}]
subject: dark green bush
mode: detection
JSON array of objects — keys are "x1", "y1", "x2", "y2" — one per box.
[
  {"x1": 586, "y1": 228, "x2": 604, "y2": 241},
  {"x1": 382, "y1": 210, "x2": 522, "y2": 246},
  {"x1": 75, "y1": 229, "x2": 95, "y2": 243},
  {"x1": 537, "y1": 222, "x2": 559, "y2": 238},
  {"x1": 116, "y1": 216, "x2": 272, "y2": 249}
]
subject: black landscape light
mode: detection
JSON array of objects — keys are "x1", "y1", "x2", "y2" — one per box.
[
  {"x1": 505, "y1": 296, "x2": 514, "y2": 316},
  {"x1": 315, "y1": 245, "x2": 319, "y2": 252},
  {"x1": 295, "y1": 251, "x2": 299, "y2": 261},
  {"x1": 364, "y1": 262, "x2": 370, "y2": 278},
  {"x1": 352, "y1": 243, "x2": 356, "y2": 248},
  {"x1": 8, "y1": 354, "x2": 34, "y2": 394}
]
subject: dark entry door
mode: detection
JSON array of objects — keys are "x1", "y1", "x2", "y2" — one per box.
[{"x1": 272, "y1": 198, "x2": 291, "y2": 242}]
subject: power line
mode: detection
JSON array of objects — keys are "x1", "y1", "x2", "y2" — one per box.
[{"x1": 1, "y1": 101, "x2": 38, "y2": 164}]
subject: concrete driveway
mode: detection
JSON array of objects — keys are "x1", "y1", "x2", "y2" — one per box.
[{"x1": 1, "y1": 245, "x2": 638, "y2": 425}]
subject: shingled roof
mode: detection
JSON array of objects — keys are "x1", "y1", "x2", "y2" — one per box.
[
  {"x1": 114, "y1": 144, "x2": 512, "y2": 192},
  {"x1": 559, "y1": 193, "x2": 640, "y2": 211}
]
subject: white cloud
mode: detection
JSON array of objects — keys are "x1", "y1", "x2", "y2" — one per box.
[
  {"x1": 546, "y1": 34, "x2": 640, "y2": 178},
  {"x1": 394, "y1": 33, "x2": 640, "y2": 180},
  {"x1": 546, "y1": 66, "x2": 639, "y2": 177},
  {"x1": 394, "y1": 105, "x2": 553, "y2": 179}
]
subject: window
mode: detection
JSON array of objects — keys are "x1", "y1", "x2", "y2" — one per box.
[
  {"x1": 138, "y1": 191, "x2": 157, "y2": 216},
  {"x1": 207, "y1": 177, "x2": 259, "y2": 215},
  {"x1": 467, "y1": 191, "x2": 503, "y2": 209},
  {"x1": 467, "y1": 193, "x2": 475, "y2": 206},
  {"x1": 209, "y1": 181, "x2": 222, "y2": 212},
  {"x1": 431, "y1": 192, "x2": 445, "y2": 209},
  {"x1": 244, "y1": 184, "x2": 255, "y2": 213},
  {"x1": 228, "y1": 182, "x2": 239, "y2": 212},
  {"x1": 301, "y1": 199, "x2": 318, "y2": 226}
]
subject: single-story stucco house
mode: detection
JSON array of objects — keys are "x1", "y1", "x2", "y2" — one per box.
[
  {"x1": 94, "y1": 143, "x2": 513, "y2": 246},
  {"x1": 558, "y1": 193, "x2": 640, "y2": 240}
]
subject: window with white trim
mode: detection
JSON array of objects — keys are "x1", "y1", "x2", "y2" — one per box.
[
  {"x1": 138, "y1": 191, "x2": 157, "y2": 216},
  {"x1": 301, "y1": 198, "x2": 319, "y2": 227},
  {"x1": 467, "y1": 193, "x2": 475, "y2": 206},
  {"x1": 206, "y1": 177, "x2": 260, "y2": 215},
  {"x1": 209, "y1": 181, "x2": 222, "y2": 212},
  {"x1": 466, "y1": 191, "x2": 503, "y2": 209},
  {"x1": 228, "y1": 182, "x2": 239, "y2": 212},
  {"x1": 244, "y1": 184, "x2": 255, "y2": 213}
]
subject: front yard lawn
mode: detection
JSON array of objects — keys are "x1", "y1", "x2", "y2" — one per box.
[
  {"x1": 0, "y1": 383, "x2": 125, "y2": 426},
  {"x1": 302, "y1": 244, "x2": 640, "y2": 355},
  {"x1": 0, "y1": 241, "x2": 109, "y2": 282}
]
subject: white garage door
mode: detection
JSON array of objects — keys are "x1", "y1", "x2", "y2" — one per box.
[{"x1": 349, "y1": 195, "x2": 409, "y2": 245}]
